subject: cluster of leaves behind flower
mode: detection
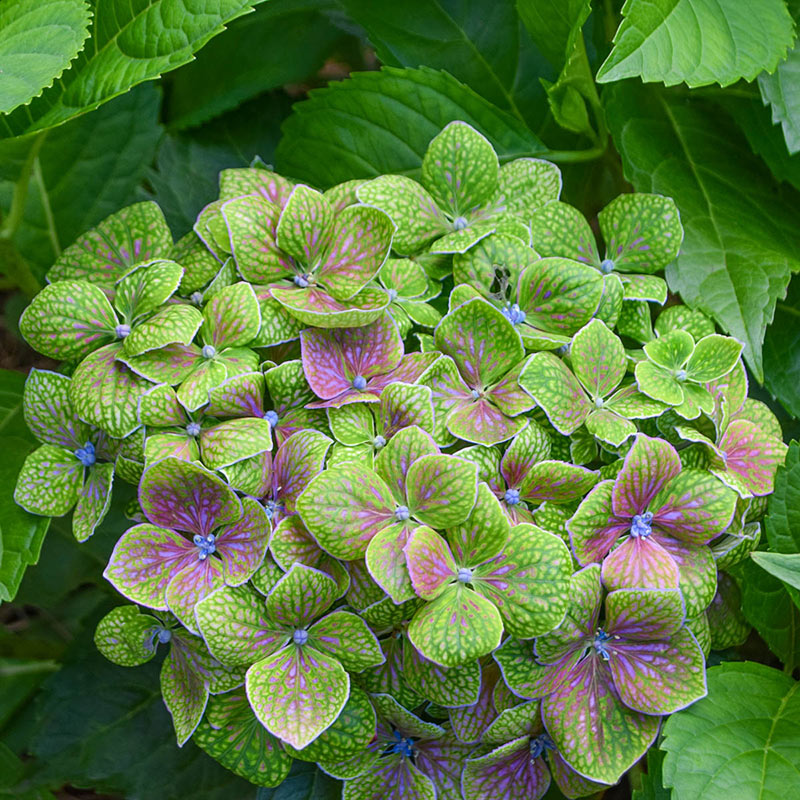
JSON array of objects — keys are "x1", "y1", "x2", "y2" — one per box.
[{"x1": 10, "y1": 121, "x2": 789, "y2": 799}]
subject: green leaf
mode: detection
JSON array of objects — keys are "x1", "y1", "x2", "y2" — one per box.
[
  {"x1": 517, "y1": 0, "x2": 590, "y2": 69},
  {"x1": 632, "y1": 747, "x2": 670, "y2": 800},
  {"x1": 0, "y1": 436, "x2": 51, "y2": 602},
  {"x1": 166, "y1": 0, "x2": 345, "y2": 130},
  {"x1": 597, "y1": 0, "x2": 795, "y2": 88},
  {"x1": 751, "y1": 551, "x2": 800, "y2": 596},
  {"x1": 0, "y1": 0, "x2": 268, "y2": 140},
  {"x1": 29, "y1": 643, "x2": 257, "y2": 799},
  {"x1": 275, "y1": 66, "x2": 546, "y2": 188},
  {"x1": 255, "y1": 759, "x2": 342, "y2": 800},
  {"x1": 0, "y1": 369, "x2": 28, "y2": 439},
  {"x1": 604, "y1": 82, "x2": 800, "y2": 379},
  {"x1": 765, "y1": 442, "x2": 800, "y2": 553},
  {"x1": 661, "y1": 661, "x2": 800, "y2": 800},
  {"x1": 734, "y1": 559, "x2": 800, "y2": 670},
  {"x1": 0, "y1": 84, "x2": 163, "y2": 281},
  {"x1": 339, "y1": 0, "x2": 549, "y2": 125},
  {"x1": 759, "y1": 40, "x2": 800, "y2": 155},
  {"x1": 764, "y1": 277, "x2": 800, "y2": 417},
  {"x1": 0, "y1": 0, "x2": 91, "y2": 115}
]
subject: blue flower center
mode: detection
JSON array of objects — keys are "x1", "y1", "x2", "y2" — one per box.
[
  {"x1": 504, "y1": 488, "x2": 521, "y2": 506},
  {"x1": 373, "y1": 434, "x2": 387, "y2": 449},
  {"x1": 630, "y1": 511, "x2": 653, "y2": 539},
  {"x1": 145, "y1": 625, "x2": 172, "y2": 652},
  {"x1": 202, "y1": 344, "x2": 216, "y2": 359},
  {"x1": 502, "y1": 303, "x2": 526, "y2": 325},
  {"x1": 115, "y1": 323, "x2": 131, "y2": 339},
  {"x1": 265, "y1": 410, "x2": 279, "y2": 428},
  {"x1": 352, "y1": 375, "x2": 367, "y2": 391},
  {"x1": 387, "y1": 288, "x2": 399, "y2": 302},
  {"x1": 557, "y1": 343, "x2": 571, "y2": 356},
  {"x1": 186, "y1": 422, "x2": 201, "y2": 437},
  {"x1": 190, "y1": 291, "x2": 203, "y2": 306},
  {"x1": 593, "y1": 628, "x2": 613, "y2": 661},
  {"x1": 388, "y1": 730, "x2": 415, "y2": 757},
  {"x1": 675, "y1": 368, "x2": 688, "y2": 381},
  {"x1": 264, "y1": 499, "x2": 281, "y2": 520},
  {"x1": 453, "y1": 216, "x2": 469, "y2": 231},
  {"x1": 470, "y1": 388, "x2": 481, "y2": 400},
  {"x1": 193, "y1": 533, "x2": 216, "y2": 560},
  {"x1": 293, "y1": 629, "x2": 309, "y2": 646},
  {"x1": 529, "y1": 733, "x2": 555, "y2": 760},
  {"x1": 74, "y1": 441, "x2": 96, "y2": 467},
  {"x1": 457, "y1": 567, "x2": 473, "y2": 583},
  {"x1": 600, "y1": 258, "x2": 615, "y2": 274},
  {"x1": 395, "y1": 505, "x2": 410, "y2": 522},
  {"x1": 293, "y1": 274, "x2": 310, "y2": 288}
]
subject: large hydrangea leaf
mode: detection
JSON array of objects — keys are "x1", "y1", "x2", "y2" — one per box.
[
  {"x1": 14, "y1": 443, "x2": 84, "y2": 516},
  {"x1": 296, "y1": 464, "x2": 395, "y2": 559},
  {"x1": 194, "y1": 691, "x2": 292, "y2": 787},
  {"x1": 245, "y1": 644, "x2": 350, "y2": 749},
  {"x1": 435, "y1": 298, "x2": 523, "y2": 389},
  {"x1": 139, "y1": 457, "x2": 240, "y2": 536},
  {"x1": 19, "y1": 280, "x2": 118, "y2": 361},
  {"x1": 543, "y1": 657, "x2": 661, "y2": 785},
  {"x1": 308, "y1": 610, "x2": 384, "y2": 671},
  {"x1": 70, "y1": 344, "x2": 150, "y2": 438},
  {"x1": 195, "y1": 585, "x2": 289, "y2": 667},
  {"x1": 407, "y1": 584, "x2": 504, "y2": 667},
  {"x1": 597, "y1": 194, "x2": 683, "y2": 274},
  {"x1": 518, "y1": 352, "x2": 591, "y2": 435},
  {"x1": 473, "y1": 524, "x2": 572, "y2": 638},
  {"x1": 48, "y1": 202, "x2": 173, "y2": 285}
]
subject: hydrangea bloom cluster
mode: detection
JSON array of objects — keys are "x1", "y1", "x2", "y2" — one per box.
[{"x1": 13, "y1": 122, "x2": 786, "y2": 797}]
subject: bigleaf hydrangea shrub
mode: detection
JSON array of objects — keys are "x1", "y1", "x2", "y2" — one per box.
[{"x1": 12, "y1": 121, "x2": 787, "y2": 798}]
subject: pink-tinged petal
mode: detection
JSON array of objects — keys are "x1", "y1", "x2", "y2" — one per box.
[
  {"x1": 266, "y1": 563, "x2": 341, "y2": 628},
  {"x1": 246, "y1": 644, "x2": 350, "y2": 749},
  {"x1": 487, "y1": 358, "x2": 537, "y2": 417},
  {"x1": 103, "y1": 524, "x2": 195, "y2": 609},
  {"x1": 219, "y1": 166, "x2": 293, "y2": 208},
  {"x1": 494, "y1": 638, "x2": 583, "y2": 701},
  {"x1": 549, "y1": 748, "x2": 611, "y2": 798},
  {"x1": 542, "y1": 656, "x2": 660, "y2": 786},
  {"x1": 139, "y1": 457, "x2": 241, "y2": 536},
  {"x1": 367, "y1": 351, "x2": 441, "y2": 392},
  {"x1": 612, "y1": 434, "x2": 681, "y2": 517},
  {"x1": 567, "y1": 481, "x2": 630, "y2": 565},
  {"x1": 122, "y1": 342, "x2": 200, "y2": 386},
  {"x1": 271, "y1": 283, "x2": 389, "y2": 329},
  {"x1": 216, "y1": 497, "x2": 270, "y2": 585},
  {"x1": 607, "y1": 627, "x2": 706, "y2": 715},
  {"x1": 434, "y1": 298, "x2": 524, "y2": 389},
  {"x1": 656, "y1": 534, "x2": 718, "y2": 618},
  {"x1": 604, "y1": 587, "x2": 685, "y2": 641},
  {"x1": 500, "y1": 424, "x2": 551, "y2": 490},
  {"x1": 272, "y1": 429, "x2": 333, "y2": 512},
  {"x1": 300, "y1": 314, "x2": 403, "y2": 401},
  {"x1": 166, "y1": 557, "x2": 225, "y2": 632},
  {"x1": 404, "y1": 526, "x2": 457, "y2": 600},
  {"x1": 275, "y1": 184, "x2": 334, "y2": 266},
  {"x1": 446, "y1": 398, "x2": 528, "y2": 447},
  {"x1": 650, "y1": 469, "x2": 737, "y2": 545},
  {"x1": 406, "y1": 454, "x2": 479, "y2": 529},
  {"x1": 718, "y1": 419, "x2": 788, "y2": 496},
  {"x1": 318, "y1": 204, "x2": 395, "y2": 301},
  {"x1": 415, "y1": 735, "x2": 473, "y2": 799},
  {"x1": 449, "y1": 663, "x2": 503, "y2": 744},
  {"x1": 520, "y1": 460, "x2": 598, "y2": 505},
  {"x1": 377, "y1": 382, "x2": 435, "y2": 440},
  {"x1": 206, "y1": 371, "x2": 265, "y2": 418},
  {"x1": 366, "y1": 523, "x2": 416, "y2": 603},
  {"x1": 601, "y1": 535, "x2": 680, "y2": 593}
]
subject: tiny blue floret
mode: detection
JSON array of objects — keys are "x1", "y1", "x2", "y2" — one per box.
[
  {"x1": 504, "y1": 488, "x2": 521, "y2": 506},
  {"x1": 389, "y1": 729, "x2": 415, "y2": 758},
  {"x1": 186, "y1": 422, "x2": 201, "y2": 437},
  {"x1": 202, "y1": 344, "x2": 216, "y2": 359},
  {"x1": 293, "y1": 274, "x2": 310, "y2": 288},
  {"x1": 593, "y1": 628, "x2": 613, "y2": 661},
  {"x1": 115, "y1": 323, "x2": 131, "y2": 339},
  {"x1": 193, "y1": 533, "x2": 216, "y2": 560},
  {"x1": 395, "y1": 505, "x2": 410, "y2": 522},
  {"x1": 74, "y1": 441, "x2": 96, "y2": 467},
  {"x1": 457, "y1": 567, "x2": 473, "y2": 583},
  {"x1": 630, "y1": 511, "x2": 653, "y2": 539},
  {"x1": 293, "y1": 629, "x2": 309, "y2": 646},
  {"x1": 675, "y1": 368, "x2": 688, "y2": 381},
  {"x1": 453, "y1": 216, "x2": 469, "y2": 231},
  {"x1": 265, "y1": 410, "x2": 279, "y2": 428},
  {"x1": 373, "y1": 434, "x2": 387, "y2": 449},
  {"x1": 352, "y1": 375, "x2": 368, "y2": 391},
  {"x1": 502, "y1": 303, "x2": 526, "y2": 325},
  {"x1": 529, "y1": 733, "x2": 555, "y2": 760},
  {"x1": 600, "y1": 258, "x2": 615, "y2": 274},
  {"x1": 190, "y1": 291, "x2": 203, "y2": 306},
  {"x1": 387, "y1": 289, "x2": 399, "y2": 302}
]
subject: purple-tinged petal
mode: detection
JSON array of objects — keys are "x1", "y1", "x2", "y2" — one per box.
[
  {"x1": 307, "y1": 609, "x2": 384, "y2": 671},
  {"x1": 500, "y1": 424, "x2": 551, "y2": 489},
  {"x1": 216, "y1": 496, "x2": 270, "y2": 585},
  {"x1": 604, "y1": 587, "x2": 685, "y2": 641},
  {"x1": 462, "y1": 736, "x2": 551, "y2": 800},
  {"x1": 103, "y1": 523, "x2": 195, "y2": 610},
  {"x1": 122, "y1": 342, "x2": 200, "y2": 386},
  {"x1": 374, "y1": 425, "x2": 439, "y2": 505},
  {"x1": 542, "y1": 656, "x2": 660, "y2": 785},
  {"x1": 519, "y1": 460, "x2": 599, "y2": 505},
  {"x1": 160, "y1": 639, "x2": 209, "y2": 746},
  {"x1": 446, "y1": 397, "x2": 528, "y2": 446},
  {"x1": 549, "y1": 748, "x2": 611, "y2": 799},
  {"x1": 271, "y1": 283, "x2": 390, "y2": 329},
  {"x1": 567, "y1": 480, "x2": 630, "y2": 565},
  {"x1": 650, "y1": 469, "x2": 737, "y2": 545},
  {"x1": 272, "y1": 429, "x2": 333, "y2": 512},
  {"x1": 601, "y1": 535, "x2": 681, "y2": 594},
  {"x1": 607, "y1": 626, "x2": 706, "y2": 715},
  {"x1": 486, "y1": 358, "x2": 537, "y2": 417},
  {"x1": 406, "y1": 453, "x2": 479, "y2": 529},
  {"x1": 366, "y1": 351, "x2": 441, "y2": 393},
  {"x1": 612, "y1": 434, "x2": 681, "y2": 517},
  {"x1": 404, "y1": 526, "x2": 457, "y2": 601},
  {"x1": 493, "y1": 638, "x2": 582, "y2": 700},
  {"x1": 376, "y1": 382, "x2": 435, "y2": 440},
  {"x1": 275, "y1": 184, "x2": 334, "y2": 266},
  {"x1": 206, "y1": 371, "x2": 266, "y2": 418},
  {"x1": 342, "y1": 751, "x2": 435, "y2": 800},
  {"x1": 139, "y1": 457, "x2": 241, "y2": 536},
  {"x1": 365, "y1": 523, "x2": 416, "y2": 603},
  {"x1": 23, "y1": 369, "x2": 88, "y2": 449},
  {"x1": 166, "y1": 556, "x2": 225, "y2": 631},
  {"x1": 414, "y1": 734, "x2": 473, "y2": 799},
  {"x1": 448, "y1": 662, "x2": 503, "y2": 744},
  {"x1": 717, "y1": 419, "x2": 788, "y2": 496},
  {"x1": 656, "y1": 534, "x2": 718, "y2": 618},
  {"x1": 201, "y1": 282, "x2": 261, "y2": 350},
  {"x1": 73, "y1": 462, "x2": 114, "y2": 542}
]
